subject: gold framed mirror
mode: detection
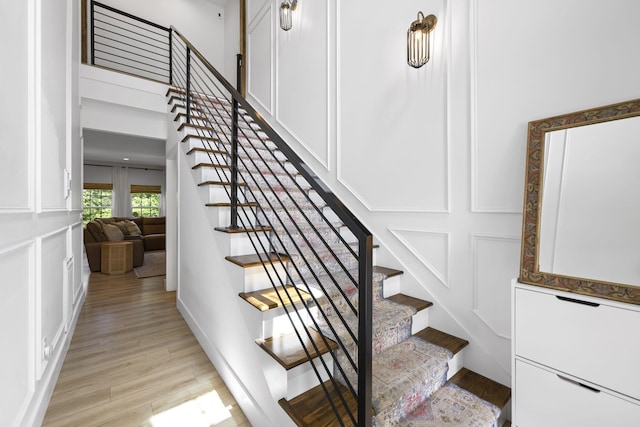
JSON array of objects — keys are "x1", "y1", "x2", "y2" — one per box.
[{"x1": 519, "y1": 98, "x2": 640, "y2": 305}]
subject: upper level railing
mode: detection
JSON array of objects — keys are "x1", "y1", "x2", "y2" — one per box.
[
  {"x1": 85, "y1": 4, "x2": 374, "y2": 425},
  {"x1": 88, "y1": 1, "x2": 172, "y2": 83}
]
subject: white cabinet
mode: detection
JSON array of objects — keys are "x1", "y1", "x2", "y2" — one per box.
[{"x1": 512, "y1": 283, "x2": 640, "y2": 426}]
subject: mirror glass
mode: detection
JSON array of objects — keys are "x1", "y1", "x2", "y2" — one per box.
[
  {"x1": 538, "y1": 117, "x2": 640, "y2": 287},
  {"x1": 519, "y1": 98, "x2": 640, "y2": 305}
]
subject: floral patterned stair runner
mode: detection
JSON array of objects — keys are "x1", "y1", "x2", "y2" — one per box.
[{"x1": 398, "y1": 382, "x2": 501, "y2": 427}]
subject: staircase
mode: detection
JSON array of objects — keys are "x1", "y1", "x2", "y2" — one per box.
[{"x1": 166, "y1": 87, "x2": 510, "y2": 426}]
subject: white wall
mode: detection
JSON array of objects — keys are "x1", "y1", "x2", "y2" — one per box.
[
  {"x1": 245, "y1": 0, "x2": 640, "y2": 385},
  {"x1": 0, "y1": 0, "x2": 84, "y2": 426}
]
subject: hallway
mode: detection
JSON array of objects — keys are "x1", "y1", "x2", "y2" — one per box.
[{"x1": 42, "y1": 271, "x2": 250, "y2": 426}]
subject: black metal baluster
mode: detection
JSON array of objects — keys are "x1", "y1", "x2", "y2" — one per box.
[
  {"x1": 90, "y1": 0, "x2": 95, "y2": 65},
  {"x1": 230, "y1": 54, "x2": 242, "y2": 229},
  {"x1": 358, "y1": 235, "x2": 373, "y2": 426},
  {"x1": 186, "y1": 47, "x2": 191, "y2": 124},
  {"x1": 168, "y1": 30, "x2": 173, "y2": 85}
]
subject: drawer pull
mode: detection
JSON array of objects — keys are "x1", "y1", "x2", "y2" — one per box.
[
  {"x1": 556, "y1": 295, "x2": 600, "y2": 307},
  {"x1": 556, "y1": 374, "x2": 601, "y2": 393}
]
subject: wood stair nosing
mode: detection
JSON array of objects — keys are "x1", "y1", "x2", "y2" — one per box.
[
  {"x1": 182, "y1": 134, "x2": 219, "y2": 143},
  {"x1": 257, "y1": 326, "x2": 337, "y2": 370},
  {"x1": 414, "y1": 326, "x2": 469, "y2": 356},
  {"x1": 386, "y1": 293, "x2": 433, "y2": 313},
  {"x1": 177, "y1": 122, "x2": 214, "y2": 133},
  {"x1": 197, "y1": 180, "x2": 246, "y2": 187},
  {"x1": 225, "y1": 252, "x2": 290, "y2": 268},
  {"x1": 279, "y1": 380, "x2": 361, "y2": 427},
  {"x1": 186, "y1": 147, "x2": 226, "y2": 157},
  {"x1": 206, "y1": 201, "x2": 259, "y2": 208},
  {"x1": 170, "y1": 103, "x2": 204, "y2": 114},
  {"x1": 372, "y1": 265, "x2": 403, "y2": 279},
  {"x1": 240, "y1": 285, "x2": 312, "y2": 313},
  {"x1": 214, "y1": 225, "x2": 272, "y2": 234},
  {"x1": 174, "y1": 112, "x2": 208, "y2": 122},
  {"x1": 448, "y1": 367, "x2": 511, "y2": 410},
  {"x1": 192, "y1": 162, "x2": 230, "y2": 170}
]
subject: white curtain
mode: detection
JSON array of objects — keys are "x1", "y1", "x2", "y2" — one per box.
[{"x1": 112, "y1": 166, "x2": 131, "y2": 217}]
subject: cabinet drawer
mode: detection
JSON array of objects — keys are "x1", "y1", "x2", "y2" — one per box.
[
  {"x1": 514, "y1": 287, "x2": 640, "y2": 400},
  {"x1": 514, "y1": 360, "x2": 640, "y2": 427}
]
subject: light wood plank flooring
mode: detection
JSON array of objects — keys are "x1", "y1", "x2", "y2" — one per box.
[{"x1": 42, "y1": 271, "x2": 250, "y2": 427}]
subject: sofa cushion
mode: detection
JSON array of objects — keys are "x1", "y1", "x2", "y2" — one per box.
[
  {"x1": 124, "y1": 220, "x2": 142, "y2": 236},
  {"x1": 103, "y1": 223, "x2": 124, "y2": 241},
  {"x1": 86, "y1": 221, "x2": 107, "y2": 242},
  {"x1": 141, "y1": 217, "x2": 165, "y2": 235},
  {"x1": 113, "y1": 221, "x2": 129, "y2": 235}
]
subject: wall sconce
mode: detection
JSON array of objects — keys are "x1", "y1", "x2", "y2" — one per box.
[
  {"x1": 407, "y1": 12, "x2": 437, "y2": 68},
  {"x1": 280, "y1": 0, "x2": 298, "y2": 31}
]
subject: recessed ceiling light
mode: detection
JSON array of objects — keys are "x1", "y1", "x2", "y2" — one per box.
[{"x1": 123, "y1": 157, "x2": 130, "y2": 161}]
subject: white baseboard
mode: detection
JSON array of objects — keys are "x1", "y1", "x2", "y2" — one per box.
[{"x1": 23, "y1": 286, "x2": 86, "y2": 427}]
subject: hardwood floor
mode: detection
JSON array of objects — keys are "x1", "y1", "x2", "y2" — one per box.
[{"x1": 42, "y1": 271, "x2": 250, "y2": 427}]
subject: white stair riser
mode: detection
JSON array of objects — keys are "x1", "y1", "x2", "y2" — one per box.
[
  {"x1": 214, "y1": 229, "x2": 272, "y2": 257},
  {"x1": 209, "y1": 206, "x2": 258, "y2": 229},
  {"x1": 191, "y1": 149, "x2": 228, "y2": 166}
]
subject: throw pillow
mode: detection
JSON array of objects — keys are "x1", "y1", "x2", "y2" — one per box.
[
  {"x1": 114, "y1": 221, "x2": 129, "y2": 236},
  {"x1": 124, "y1": 220, "x2": 142, "y2": 236},
  {"x1": 103, "y1": 223, "x2": 124, "y2": 241}
]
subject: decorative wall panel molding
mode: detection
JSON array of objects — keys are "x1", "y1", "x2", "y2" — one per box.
[
  {"x1": 0, "y1": 242, "x2": 34, "y2": 427},
  {"x1": 247, "y1": 0, "x2": 270, "y2": 26},
  {"x1": 471, "y1": 234, "x2": 520, "y2": 339},
  {"x1": 389, "y1": 229, "x2": 450, "y2": 288},
  {"x1": 275, "y1": 0, "x2": 332, "y2": 170},
  {"x1": 37, "y1": 228, "x2": 67, "y2": 379},
  {"x1": 336, "y1": 0, "x2": 450, "y2": 212},
  {"x1": 247, "y1": 3, "x2": 274, "y2": 115}
]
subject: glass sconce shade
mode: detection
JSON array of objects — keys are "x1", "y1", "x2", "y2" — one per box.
[
  {"x1": 280, "y1": 0, "x2": 297, "y2": 31},
  {"x1": 407, "y1": 12, "x2": 437, "y2": 68}
]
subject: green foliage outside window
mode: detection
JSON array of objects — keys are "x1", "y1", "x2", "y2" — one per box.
[
  {"x1": 131, "y1": 193, "x2": 160, "y2": 218},
  {"x1": 82, "y1": 189, "x2": 113, "y2": 225}
]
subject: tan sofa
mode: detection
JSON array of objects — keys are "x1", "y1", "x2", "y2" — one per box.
[{"x1": 83, "y1": 216, "x2": 166, "y2": 272}]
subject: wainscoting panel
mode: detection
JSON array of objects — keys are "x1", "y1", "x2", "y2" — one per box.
[
  {"x1": 38, "y1": 228, "x2": 67, "y2": 379},
  {"x1": 247, "y1": 3, "x2": 273, "y2": 115},
  {"x1": 0, "y1": 0, "x2": 31, "y2": 211},
  {"x1": 471, "y1": 234, "x2": 520, "y2": 339},
  {"x1": 276, "y1": 0, "x2": 331, "y2": 169},
  {"x1": 389, "y1": 229, "x2": 450, "y2": 289},
  {"x1": 40, "y1": 0, "x2": 68, "y2": 210},
  {"x1": 337, "y1": 0, "x2": 449, "y2": 212},
  {"x1": 0, "y1": 243, "x2": 34, "y2": 427}
]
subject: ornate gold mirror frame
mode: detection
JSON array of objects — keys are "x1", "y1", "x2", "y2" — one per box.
[{"x1": 519, "y1": 98, "x2": 640, "y2": 305}]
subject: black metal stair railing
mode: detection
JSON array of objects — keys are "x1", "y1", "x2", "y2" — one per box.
[
  {"x1": 170, "y1": 28, "x2": 374, "y2": 427},
  {"x1": 89, "y1": 1, "x2": 172, "y2": 83}
]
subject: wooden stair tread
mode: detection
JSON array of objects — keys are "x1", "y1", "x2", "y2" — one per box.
[
  {"x1": 192, "y1": 162, "x2": 230, "y2": 170},
  {"x1": 386, "y1": 293, "x2": 433, "y2": 312},
  {"x1": 197, "y1": 180, "x2": 246, "y2": 187},
  {"x1": 206, "y1": 202, "x2": 259, "y2": 208},
  {"x1": 279, "y1": 380, "x2": 360, "y2": 427},
  {"x1": 225, "y1": 252, "x2": 289, "y2": 267},
  {"x1": 449, "y1": 367, "x2": 511, "y2": 410},
  {"x1": 174, "y1": 112, "x2": 208, "y2": 122},
  {"x1": 214, "y1": 226, "x2": 272, "y2": 234},
  {"x1": 186, "y1": 147, "x2": 225, "y2": 156},
  {"x1": 240, "y1": 285, "x2": 311, "y2": 312},
  {"x1": 372, "y1": 265, "x2": 403, "y2": 278},
  {"x1": 170, "y1": 103, "x2": 204, "y2": 114},
  {"x1": 414, "y1": 327, "x2": 469, "y2": 355},
  {"x1": 257, "y1": 326, "x2": 336, "y2": 369},
  {"x1": 177, "y1": 122, "x2": 213, "y2": 132},
  {"x1": 182, "y1": 134, "x2": 219, "y2": 143}
]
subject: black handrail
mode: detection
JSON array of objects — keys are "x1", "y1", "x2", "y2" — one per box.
[
  {"x1": 89, "y1": 0, "x2": 172, "y2": 84},
  {"x1": 169, "y1": 26, "x2": 374, "y2": 425}
]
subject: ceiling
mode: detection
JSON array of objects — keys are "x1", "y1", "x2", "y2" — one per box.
[{"x1": 83, "y1": 129, "x2": 166, "y2": 168}]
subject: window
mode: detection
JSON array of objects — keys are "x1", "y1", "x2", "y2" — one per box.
[
  {"x1": 83, "y1": 183, "x2": 113, "y2": 225},
  {"x1": 130, "y1": 184, "x2": 161, "y2": 218}
]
